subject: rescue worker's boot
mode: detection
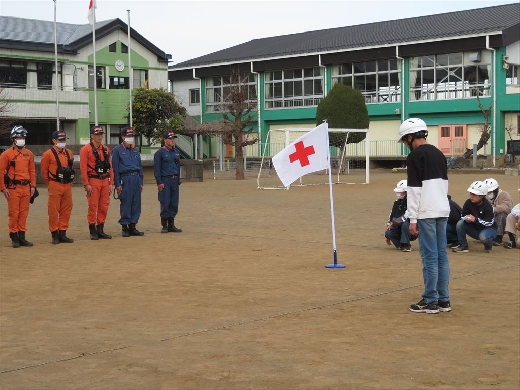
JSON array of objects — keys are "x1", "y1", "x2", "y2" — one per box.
[
  {"x1": 122, "y1": 224, "x2": 130, "y2": 237},
  {"x1": 51, "y1": 230, "x2": 60, "y2": 245},
  {"x1": 58, "y1": 230, "x2": 74, "y2": 243},
  {"x1": 167, "y1": 218, "x2": 182, "y2": 233},
  {"x1": 89, "y1": 224, "x2": 99, "y2": 240},
  {"x1": 9, "y1": 232, "x2": 20, "y2": 248},
  {"x1": 128, "y1": 223, "x2": 144, "y2": 236},
  {"x1": 96, "y1": 224, "x2": 112, "y2": 239},
  {"x1": 161, "y1": 218, "x2": 168, "y2": 233},
  {"x1": 18, "y1": 232, "x2": 33, "y2": 247}
]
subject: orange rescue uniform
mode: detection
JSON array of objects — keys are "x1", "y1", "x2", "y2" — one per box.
[
  {"x1": 41, "y1": 146, "x2": 75, "y2": 232},
  {"x1": 0, "y1": 146, "x2": 37, "y2": 233},
  {"x1": 80, "y1": 143, "x2": 114, "y2": 225}
]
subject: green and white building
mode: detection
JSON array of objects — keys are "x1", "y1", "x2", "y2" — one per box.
[
  {"x1": 0, "y1": 16, "x2": 170, "y2": 146},
  {"x1": 169, "y1": 3, "x2": 520, "y2": 165}
]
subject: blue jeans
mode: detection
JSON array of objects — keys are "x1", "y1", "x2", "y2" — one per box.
[
  {"x1": 446, "y1": 223, "x2": 458, "y2": 244},
  {"x1": 417, "y1": 218, "x2": 450, "y2": 304},
  {"x1": 455, "y1": 219, "x2": 497, "y2": 248},
  {"x1": 385, "y1": 220, "x2": 413, "y2": 248}
]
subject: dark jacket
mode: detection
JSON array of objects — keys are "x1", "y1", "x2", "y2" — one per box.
[
  {"x1": 461, "y1": 198, "x2": 497, "y2": 231},
  {"x1": 447, "y1": 195, "x2": 462, "y2": 225}
]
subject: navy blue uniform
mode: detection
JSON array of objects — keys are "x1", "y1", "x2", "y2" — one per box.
[
  {"x1": 154, "y1": 145, "x2": 181, "y2": 219},
  {"x1": 111, "y1": 143, "x2": 143, "y2": 226}
]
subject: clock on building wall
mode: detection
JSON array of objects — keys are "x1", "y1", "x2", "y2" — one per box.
[{"x1": 115, "y1": 60, "x2": 125, "y2": 72}]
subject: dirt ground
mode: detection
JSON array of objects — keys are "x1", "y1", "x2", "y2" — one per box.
[{"x1": 0, "y1": 170, "x2": 519, "y2": 390}]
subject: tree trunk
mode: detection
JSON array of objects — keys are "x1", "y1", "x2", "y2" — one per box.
[{"x1": 234, "y1": 137, "x2": 245, "y2": 180}]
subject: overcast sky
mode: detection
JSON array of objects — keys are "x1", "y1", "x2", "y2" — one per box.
[{"x1": 0, "y1": 0, "x2": 517, "y2": 65}]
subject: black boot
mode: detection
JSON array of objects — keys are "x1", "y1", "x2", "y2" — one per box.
[
  {"x1": 122, "y1": 224, "x2": 130, "y2": 237},
  {"x1": 89, "y1": 224, "x2": 99, "y2": 240},
  {"x1": 96, "y1": 224, "x2": 112, "y2": 239},
  {"x1": 128, "y1": 223, "x2": 144, "y2": 236},
  {"x1": 59, "y1": 230, "x2": 74, "y2": 243},
  {"x1": 9, "y1": 232, "x2": 20, "y2": 248},
  {"x1": 51, "y1": 230, "x2": 60, "y2": 245},
  {"x1": 161, "y1": 218, "x2": 168, "y2": 233},
  {"x1": 18, "y1": 232, "x2": 33, "y2": 247},
  {"x1": 167, "y1": 218, "x2": 182, "y2": 233}
]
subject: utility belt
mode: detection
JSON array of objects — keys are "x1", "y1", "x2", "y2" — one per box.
[
  {"x1": 162, "y1": 175, "x2": 179, "y2": 179},
  {"x1": 88, "y1": 173, "x2": 110, "y2": 180},
  {"x1": 11, "y1": 179, "x2": 31, "y2": 186},
  {"x1": 121, "y1": 171, "x2": 140, "y2": 177},
  {"x1": 49, "y1": 177, "x2": 73, "y2": 184}
]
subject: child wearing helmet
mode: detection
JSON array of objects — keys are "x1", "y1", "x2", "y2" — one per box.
[
  {"x1": 452, "y1": 181, "x2": 497, "y2": 253},
  {"x1": 483, "y1": 178, "x2": 514, "y2": 246},
  {"x1": 503, "y1": 203, "x2": 520, "y2": 249},
  {"x1": 385, "y1": 179, "x2": 418, "y2": 252}
]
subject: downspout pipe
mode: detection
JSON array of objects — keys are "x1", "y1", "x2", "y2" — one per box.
[
  {"x1": 251, "y1": 61, "x2": 261, "y2": 158},
  {"x1": 486, "y1": 35, "x2": 496, "y2": 167},
  {"x1": 192, "y1": 68, "x2": 201, "y2": 160},
  {"x1": 396, "y1": 46, "x2": 405, "y2": 123}
]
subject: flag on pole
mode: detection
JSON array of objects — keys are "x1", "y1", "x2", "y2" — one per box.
[
  {"x1": 272, "y1": 123, "x2": 330, "y2": 187},
  {"x1": 88, "y1": 0, "x2": 97, "y2": 25}
]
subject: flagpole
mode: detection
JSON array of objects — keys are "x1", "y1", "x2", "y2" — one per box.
[
  {"x1": 92, "y1": 4, "x2": 98, "y2": 126},
  {"x1": 53, "y1": 0, "x2": 60, "y2": 131},
  {"x1": 127, "y1": 9, "x2": 133, "y2": 127},
  {"x1": 324, "y1": 123, "x2": 345, "y2": 269}
]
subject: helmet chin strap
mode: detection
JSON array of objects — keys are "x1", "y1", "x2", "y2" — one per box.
[{"x1": 405, "y1": 136, "x2": 414, "y2": 151}]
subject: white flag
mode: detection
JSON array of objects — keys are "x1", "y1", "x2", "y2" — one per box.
[
  {"x1": 88, "y1": 0, "x2": 97, "y2": 25},
  {"x1": 272, "y1": 123, "x2": 330, "y2": 187}
]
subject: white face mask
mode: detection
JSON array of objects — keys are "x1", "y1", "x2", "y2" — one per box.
[
  {"x1": 14, "y1": 139, "x2": 25, "y2": 148},
  {"x1": 125, "y1": 137, "x2": 135, "y2": 145},
  {"x1": 486, "y1": 193, "x2": 495, "y2": 201},
  {"x1": 57, "y1": 142, "x2": 66, "y2": 149}
]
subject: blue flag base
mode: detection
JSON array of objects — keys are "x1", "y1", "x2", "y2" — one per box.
[{"x1": 325, "y1": 263, "x2": 346, "y2": 268}]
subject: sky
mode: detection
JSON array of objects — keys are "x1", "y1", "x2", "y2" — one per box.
[{"x1": 0, "y1": 0, "x2": 518, "y2": 65}]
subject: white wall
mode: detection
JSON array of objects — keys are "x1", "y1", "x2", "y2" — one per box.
[{"x1": 172, "y1": 79, "x2": 201, "y2": 117}]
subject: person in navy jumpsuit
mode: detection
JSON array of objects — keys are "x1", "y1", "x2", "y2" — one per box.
[
  {"x1": 111, "y1": 126, "x2": 144, "y2": 237},
  {"x1": 154, "y1": 131, "x2": 182, "y2": 233}
]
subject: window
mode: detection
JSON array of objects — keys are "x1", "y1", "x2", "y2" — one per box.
[
  {"x1": 332, "y1": 59, "x2": 400, "y2": 103},
  {"x1": 264, "y1": 67, "x2": 323, "y2": 109},
  {"x1": 109, "y1": 43, "x2": 116, "y2": 52},
  {"x1": 109, "y1": 76, "x2": 129, "y2": 89},
  {"x1": 0, "y1": 59, "x2": 27, "y2": 87},
  {"x1": 506, "y1": 65, "x2": 518, "y2": 86},
  {"x1": 189, "y1": 88, "x2": 200, "y2": 105},
  {"x1": 121, "y1": 43, "x2": 128, "y2": 54},
  {"x1": 409, "y1": 51, "x2": 491, "y2": 101},
  {"x1": 133, "y1": 69, "x2": 148, "y2": 88},
  {"x1": 206, "y1": 73, "x2": 256, "y2": 112},
  {"x1": 37, "y1": 63, "x2": 53, "y2": 90},
  {"x1": 88, "y1": 65, "x2": 105, "y2": 89}
]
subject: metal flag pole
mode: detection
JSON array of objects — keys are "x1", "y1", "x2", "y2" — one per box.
[
  {"x1": 92, "y1": 3, "x2": 98, "y2": 126},
  {"x1": 53, "y1": 0, "x2": 60, "y2": 131},
  {"x1": 324, "y1": 122, "x2": 345, "y2": 269},
  {"x1": 127, "y1": 9, "x2": 133, "y2": 127}
]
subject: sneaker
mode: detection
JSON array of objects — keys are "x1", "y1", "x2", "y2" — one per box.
[
  {"x1": 484, "y1": 245, "x2": 492, "y2": 253},
  {"x1": 452, "y1": 245, "x2": 469, "y2": 253},
  {"x1": 401, "y1": 245, "x2": 412, "y2": 252},
  {"x1": 492, "y1": 240, "x2": 503, "y2": 247},
  {"x1": 438, "y1": 301, "x2": 452, "y2": 312},
  {"x1": 449, "y1": 242, "x2": 460, "y2": 249},
  {"x1": 409, "y1": 299, "x2": 439, "y2": 314},
  {"x1": 503, "y1": 241, "x2": 516, "y2": 249}
]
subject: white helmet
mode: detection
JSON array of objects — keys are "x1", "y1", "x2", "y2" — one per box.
[
  {"x1": 467, "y1": 180, "x2": 488, "y2": 196},
  {"x1": 483, "y1": 178, "x2": 498, "y2": 192},
  {"x1": 398, "y1": 118, "x2": 427, "y2": 142},
  {"x1": 11, "y1": 125, "x2": 28, "y2": 138},
  {"x1": 394, "y1": 179, "x2": 407, "y2": 193}
]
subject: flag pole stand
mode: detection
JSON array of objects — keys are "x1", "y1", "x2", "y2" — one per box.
[{"x1": 326, "y1": 250, "x2": 345, "y2": 269}]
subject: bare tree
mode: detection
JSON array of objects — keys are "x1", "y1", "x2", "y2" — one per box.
[
  {"x1": 462, "y1": 95, "x2": 491, "y2": 159},
  {"x1": 179, "y1": 67, "x2": 258, "y2": 180},
  {"x1": 0, "y1": 86, "x2": 13, "y2": 141}
]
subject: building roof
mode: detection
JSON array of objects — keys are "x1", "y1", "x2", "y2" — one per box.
[
  {"x1": 171, "y1": 2, "x2": 520, "y2": 70},
  {"x1": 0, "y1": 16, "x2": 170, "y2": 62}
]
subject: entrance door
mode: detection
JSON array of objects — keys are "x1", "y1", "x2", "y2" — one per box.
[{"x1": 438, "y1": 125, "x2": 467, "y2": 156}]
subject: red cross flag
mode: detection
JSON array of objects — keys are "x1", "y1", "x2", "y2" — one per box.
[{"x1": 272, "y1": 123, "x2": 330, "y2": 187}]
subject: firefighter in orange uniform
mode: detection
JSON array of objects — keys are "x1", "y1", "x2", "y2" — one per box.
[
  {"x1": 41, "y1": 131, "x2": 75, "y2": 245},
  {"x1": 0, "y1": 126, "x2": 37, "y2": 248},
  {"x1": 80, "y1": 125, "x2": 114, "y2": 240}
]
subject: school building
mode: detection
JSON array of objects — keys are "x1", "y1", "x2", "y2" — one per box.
[{"x1": 169, "y1": 3, "x2": 520, "y2": 166}]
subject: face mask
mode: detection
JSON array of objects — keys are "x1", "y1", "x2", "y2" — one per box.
[
  {"x1": 57, "y1": 142, "x2": 66, "y2": 149},
  {"x1": 14, "y1": 139, "x2": 25, "y2": 148},
  {"x1": 125, "y1": 137, "x2": 135, "y2": 145},
  {"x1": 486, "y1": 193, "x2": 495, "y2": 201}
]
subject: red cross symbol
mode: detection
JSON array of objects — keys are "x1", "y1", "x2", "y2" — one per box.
[{"x1": 289, "y1": 141, "x2": 315, "y2": 167}]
